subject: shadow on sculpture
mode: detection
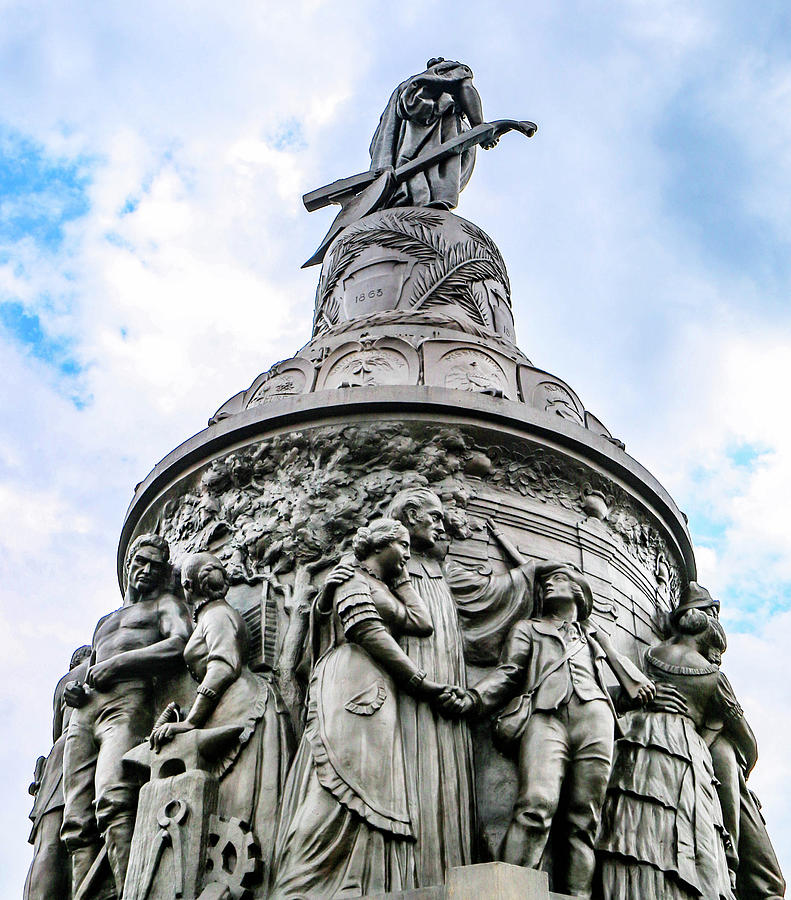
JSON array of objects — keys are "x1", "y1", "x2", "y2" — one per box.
[{"x1": 24, "y1": 645, "x2": 91, "y2": 900}]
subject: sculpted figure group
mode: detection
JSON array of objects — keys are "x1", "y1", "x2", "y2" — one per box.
[{"x1": 26, "y1": 487, "x2": 785, "y2": 900}]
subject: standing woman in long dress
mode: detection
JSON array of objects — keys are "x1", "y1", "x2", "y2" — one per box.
[
  {"x1": 150, "y1": 552, "x2": 294, "y2": 886},
  {"x1": 597, "y1": 589, "x2": 736, "y2": 900},
  {"x1": 269, "y1": 518, "x2": 455, "y2": 899}
]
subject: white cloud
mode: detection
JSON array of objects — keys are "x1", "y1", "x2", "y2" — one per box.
[{"x1": 722, "y1": 611, "x2": 791, "y2": 862}]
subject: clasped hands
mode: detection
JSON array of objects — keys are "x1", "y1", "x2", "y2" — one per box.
[{"x1": 430, "y1": 684, "x2": 477, "y2": 718}]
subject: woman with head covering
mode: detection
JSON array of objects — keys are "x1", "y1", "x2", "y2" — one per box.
[
  {"x1": 149, "y1": 552, "x2": 294, "y2": 884},
  {"x1": 369, "y1": 58, "x2": 492, "y2": 210},
  {"x1": 597, "y1": 584, "x2": 737, "y2": 900}
]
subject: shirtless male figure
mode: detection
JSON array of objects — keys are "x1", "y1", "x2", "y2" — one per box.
[{"x1": 61, "y1": 534, "x2": 192, "y2": 896}]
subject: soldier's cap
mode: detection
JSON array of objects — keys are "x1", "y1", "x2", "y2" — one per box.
[
  {"x1": 535, "y1": 561, "x2": 594, "y2": 622},
  {"x1": 670, "y1": 581, "x2": 719, "y2": 625}
]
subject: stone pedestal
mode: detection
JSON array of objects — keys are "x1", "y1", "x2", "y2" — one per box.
[
  {"x1": 368, "y1": 863, "x2": 573, "y2": 899},
  {"x1": 123, "y1": 772, "x2": 216, "y2": 900},
  {"x1": 123, "y1": 726, "x2": 260, "y2": 900}
]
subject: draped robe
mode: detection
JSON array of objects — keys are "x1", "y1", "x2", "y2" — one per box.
[
  {"x1": 399, "y1": 553, "x2": 534, "y2": 887},
  {"x1": 369, "y1": 61, "x2": 477, "y2": 210}
]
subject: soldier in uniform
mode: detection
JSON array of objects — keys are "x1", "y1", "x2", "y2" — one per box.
[
  {"x1": 443, "y1": 561, "x2": 654, "y2": 899},
  {"x1": 24, "y1": 645, "x2": 90, "y2": 900}
]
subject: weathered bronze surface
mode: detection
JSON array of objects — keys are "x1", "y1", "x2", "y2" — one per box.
[
  {"x1": 24, "y1": 646, "x2": 91, "y2": 900},
  {"x1": 302, "y1": 58, "x2": 535, "y2": 266},
  {"x1": 61, "y1": 535, "x2": 192, "y2": 898}
]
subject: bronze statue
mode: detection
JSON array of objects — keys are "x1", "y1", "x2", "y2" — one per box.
[
  {"x1": 149, "y1": 552, "x2": 294, "y2": 880},
  {"x1": 704, "y1": 672, "x2": 786, "y2": 900},
  {"x1": 301, "y1": 59, "x2": 536, "y2": 265},
  {"x1": 22, "y1": 51, "x2": 790, "y2": 900},
  {"x1": 24, "y1": 645, "x2": 90, "y2": 900},
  {"x1": 443, "y1": 561, "x2": 654, "y2": 899},
  {"x1": 323, "y1": 490, "x2": 546, "y2": 886},
  {"x1": 689, "y1": 584, "x2": 786, "y2": 900},
  {"x1": 269, "y1": 518, "x2": 455, "y2": 898},
  {"x1": 597, "y1": 583, "x2": 737, "y2": 900},
  {"x1": 369, "y1": 58, "x2": 492, "y2": 211},
  {"x1": 61, "y1": 534, "x2": 192, "y2": 897}
]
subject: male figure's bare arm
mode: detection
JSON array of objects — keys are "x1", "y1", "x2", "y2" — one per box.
[
  {"x1": 148, "y1": 593, "x2": 193, "y2": 668},
  {"x1": 64, "y1": 632, "x2": 98, "y2": 707},
  {"x1": 91, "y1": 611, "x2": 116, "y2": 647}
]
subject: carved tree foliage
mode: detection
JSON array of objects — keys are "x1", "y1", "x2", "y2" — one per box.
[{"x1": 155, "y1": 423, "x2": 681, "y2": 602}]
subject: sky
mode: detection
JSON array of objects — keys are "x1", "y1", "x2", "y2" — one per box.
[{"x1": 1, "y1": 0, "x2": 790, "y2": 891}]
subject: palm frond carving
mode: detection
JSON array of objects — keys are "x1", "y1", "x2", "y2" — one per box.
[
  {"x1": 313, "y1": 209, "x2": 511, "y2": 334},
  {"x1": 458, "y1": 220, "x2": 511, "y2": 296},
  {"x1": 315, "y1": 211, "x2": 447, "y2": 332},
  {"x1": 410, "y1": 241, "x2": 504, "y2": 324}
]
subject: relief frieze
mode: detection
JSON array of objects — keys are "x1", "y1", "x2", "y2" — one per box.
[{"x1": 153, "y1": 423, "x2": 683, "y2": 604}]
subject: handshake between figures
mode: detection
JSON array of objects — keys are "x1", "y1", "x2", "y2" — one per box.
[{"x1": 433, "y1": 684, "x2": 478, "y2": 718}]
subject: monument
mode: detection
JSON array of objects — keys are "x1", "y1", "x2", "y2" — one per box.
[{"x1": 24, "y1": 58, "x2": 784, "y2": 899}]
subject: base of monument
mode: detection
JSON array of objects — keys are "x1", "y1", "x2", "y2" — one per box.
[{"x1": 367, "y1": 863, "x2": 574, "y2": 899}]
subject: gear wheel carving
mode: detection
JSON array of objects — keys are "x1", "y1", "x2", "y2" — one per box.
[{"x1": 204, "y1": 815, "x2": 262, "y2": 900}]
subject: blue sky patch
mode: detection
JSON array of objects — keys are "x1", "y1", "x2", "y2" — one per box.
[
  {"x1": 722, "y1": 576, "x2": 791, "y2": 633},
  {"x1": 0, "y1": 126, "x2": 92, "y2": 252},
  {"x1": 685, "y1": 506, "x2": 728, "y2": 547},
  {"x1": 655, "y1": 83, "x2": 791, "y2": 295},
  {"x1": 0, "y1": 300, "x2": 84, "y2": 381},
  {"x1": 105, "y1": 230, "x2": 134, "y2": 251},
  {"x1": 726, "y1": 441, "x2": 771, "y2": 469},
  {"x1": 267, "y1": 118, "x2": 306, "y2": 152},
  {"x1": 120, "y1": 194, "x2": 139, "y2": 216}
]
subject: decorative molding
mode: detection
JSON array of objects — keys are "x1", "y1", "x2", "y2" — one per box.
[
  {"x1": 315, "y1": 337, "x2": 419, "y2": 390},
  {"x1": 424, "y1": 341, "x2": 518, "y2": 400},
  {"x1": 150, "y1": 422, "x2": 683, "y2": 605},
  {"x1": 245, "y1": 357, "x2": 316, "y2": 408}
]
